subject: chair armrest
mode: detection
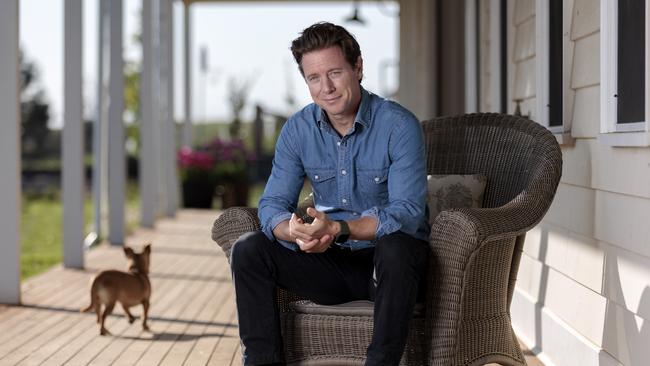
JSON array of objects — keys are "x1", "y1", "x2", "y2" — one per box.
[
  {"x1": 449, "y1": 181, "x2": 557, "y2": 244},
  {"x1": 425, "y1": 182, "x2": 558, "y2": 364},
  {"x1": 211, "y1": 207, "x2": 261, "y2": 263}
]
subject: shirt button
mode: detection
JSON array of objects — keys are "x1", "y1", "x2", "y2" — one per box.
[
  {"x1": 353, "y1": 212, "x2": 359, "y2": 216},
  {"x1": 314, "y1": 175, "x2": 319, "y2": 180},
  {"x1": 337, "y1": 141, "x2": 341, "y2": 146},
  {"x1": 342, "y1": 198, "x2": 347, "y2": 204},
  {"x1": 374, "y1": 177, "x2": 380, "y2": 182},
  {"x1": 341, "y1": 169, "x2": 347, "y2": 175}
]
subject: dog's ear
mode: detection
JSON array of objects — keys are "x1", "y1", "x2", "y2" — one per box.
[
  {"x1": 143, "y1": 243, "x2": 151, "y2": 254},
  {"x1": 124, "y1": 246, "x2": 135, "y2": 258}
]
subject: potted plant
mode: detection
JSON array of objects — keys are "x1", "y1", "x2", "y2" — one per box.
[
  {"x1": 177, "y1": 146, "x2": 218, "y2": 208},
  {"x1": 178, "y1": 137, "x2": 252, "y2": 209},
  {"x1": 203, "y1": 137, "x2": 252, "y2": 208}
]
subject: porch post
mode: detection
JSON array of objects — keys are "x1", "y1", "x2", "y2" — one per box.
[
  {"x1": 152, "y1": 0, "x2": 164, "y2": 217},
  {"x1": 108, "y1": 0, "x2": 125, "y2": 245},
  {"x1": 159, "y1": 0, "x2": 178, "y2": 217},
  {"x1": 397, "y1": 0, "x2": 438, "y2": 120},
  {"x1": 63, "y1": 0, "x2": 85, "y2": 267},
  {"x1": 489, "y1": 0, "x2": 503, "y2": 113},
  {"x1": 165, "y1": 0, "x2": 179, "y2": 215},
  {"x1": 90, "y1": 0, "x2": 109, "y2": 246},
  {"x1": 183, "y1": 0, "x2": 193, "y2": 148},
  {"x1": 0, "y1": 0, "x2": 21, "y2": 304},
  {"x1": 465, "y1": 0, "x2": 478, "y2": 113},
  {"x1": 140, "y1": 0, "x2": 156, "y2": 227}
]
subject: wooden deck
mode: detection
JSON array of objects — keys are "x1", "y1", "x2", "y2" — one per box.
[{"x1": 0, "y1": 209, "x2": 543, "y2": 366}]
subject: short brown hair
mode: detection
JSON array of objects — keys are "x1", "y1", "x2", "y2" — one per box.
[{"x1": 290, "y1": 22, "x2": 362, "y2": 77}]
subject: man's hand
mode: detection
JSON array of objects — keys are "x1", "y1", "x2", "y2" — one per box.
[{"x1": 290, "y1": 207, "x2": 338, "y2": 253}]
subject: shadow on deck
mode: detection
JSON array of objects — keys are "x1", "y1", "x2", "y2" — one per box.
[
  {"x1": 0, "y1": 209, "x2": 544, "y2": 365},
  {"x1": 0, "y1": 209, "x2": 241, "y2": 366}
]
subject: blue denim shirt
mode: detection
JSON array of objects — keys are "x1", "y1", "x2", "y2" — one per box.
[{"x1": 259, "y1": 88, "x2": 430, "y2": 251}]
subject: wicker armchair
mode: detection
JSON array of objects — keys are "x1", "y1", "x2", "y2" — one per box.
[{"x1": 212, "y1": 113, "x2": 562, "y2": 366}]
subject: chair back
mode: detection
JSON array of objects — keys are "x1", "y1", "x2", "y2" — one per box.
[{"x1": 422, "y1": 113, "x2": 562, "y2": 210}]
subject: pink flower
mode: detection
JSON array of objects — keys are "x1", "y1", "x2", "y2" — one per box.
[{"x1": 178, "y1": 147, "x2": 215, "y2": 171}]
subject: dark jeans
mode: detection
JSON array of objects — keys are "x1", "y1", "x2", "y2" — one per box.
[{"x1": 230, "y1": 231, "x2": 429, "y2": 366}]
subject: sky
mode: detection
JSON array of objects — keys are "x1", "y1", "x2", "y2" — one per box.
[{"x1": 19, "y1": 0, "x2": 399, "y2": 128}]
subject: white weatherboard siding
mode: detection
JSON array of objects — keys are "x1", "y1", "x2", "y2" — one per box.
[
  {"x1": 495, "y1": 0, "x2": 650, "y2": 365},
  {"x1": 570, "y1": 85, "x2": 601, "y2": 137}
]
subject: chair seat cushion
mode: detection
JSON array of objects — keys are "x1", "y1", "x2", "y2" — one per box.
[{"x1": 288, "y1": 300, "x2": 425, "y2": 317}]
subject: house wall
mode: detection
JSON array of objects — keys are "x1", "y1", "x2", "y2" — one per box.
[{"x1": 497, "y1": 1, "x2": 650, "y2": 365}]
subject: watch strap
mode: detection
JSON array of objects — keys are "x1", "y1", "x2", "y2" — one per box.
[{"x1": 334, "y1": 220, "x2": 350, "y2": 244}]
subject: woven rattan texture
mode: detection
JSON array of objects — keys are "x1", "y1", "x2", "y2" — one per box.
[{"x1": 212, "y1": 113, "x2": 562, "y2": 365}]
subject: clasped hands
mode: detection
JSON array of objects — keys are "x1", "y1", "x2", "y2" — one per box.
[{"x1": 290, "y1": 207, "x2": 339, "y2": 253}]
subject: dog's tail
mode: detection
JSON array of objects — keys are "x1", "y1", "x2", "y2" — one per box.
[
  {"x1": 80, "y1": 303, "x2": 93, "y2": 313},
  {"x1": 81, "y1": 278, "x2": 100, "y2": 315}
]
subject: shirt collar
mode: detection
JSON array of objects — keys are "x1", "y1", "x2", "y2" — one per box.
[{"x1": 316, "y1": 86, "x2": 371, "y2": 129}]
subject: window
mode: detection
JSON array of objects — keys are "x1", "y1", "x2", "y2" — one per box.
[
  {"x1": 536, "y1": 0, "x2": 566, "y2": 135},
  {"x1": 600, "y1": 0, "x2": 650, "y2": 146},
  {"x1": 548, "y1": 0, "x2": 563, "y2": 127},
  {"x1": 616, "y1": 0, "x2": 645, "y2": 124}
]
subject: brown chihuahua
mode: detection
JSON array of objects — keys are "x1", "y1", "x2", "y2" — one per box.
[{"x1": 81, "y1": 244, "x2": 152, "y2": 336}]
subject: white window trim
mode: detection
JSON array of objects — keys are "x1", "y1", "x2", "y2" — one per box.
[
  {"x1": 599, "y1": 0, "x2": 650, "y2": 147},
  {"x1": 535, "y1": 0, "x2": 573, "y2": 145},
  {"x1": 536, "y1": 0, "x2": 551, "y2": 128},
  {"x1": 465, "y1": 0, "x2": 478, "y2": 113}
]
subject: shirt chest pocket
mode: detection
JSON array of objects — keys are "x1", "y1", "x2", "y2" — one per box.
[
  {"x1": 306, "y1": 169, "x2": 337, "y2": 204},
  {"x1": 357, "y1": 168, "x2": 389, "y2": 202}
]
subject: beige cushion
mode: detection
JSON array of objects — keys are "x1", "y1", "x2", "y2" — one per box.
[
  {"x1": 427, "y1": 174, "x2": 487, "y2": 225},
  {"x1": 289, "y1": 300, "x2": 425, "y2": 317}
]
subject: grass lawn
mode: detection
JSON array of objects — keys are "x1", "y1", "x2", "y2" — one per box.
[
  {"x1": 21, "y1": 182, "x2": 141, "y2": 279},
  {"x1": 21, "y1": 193, "x2": 68, "y2": 279}
]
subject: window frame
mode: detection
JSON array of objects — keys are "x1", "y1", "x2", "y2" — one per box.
[{"x1": 600, "y1": 0, "x2": 650, "y2": 146}]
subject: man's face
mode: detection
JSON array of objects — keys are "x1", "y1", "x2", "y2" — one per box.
[{"x1": 301, "y1": 46, "x2": 363, "y2": 123}]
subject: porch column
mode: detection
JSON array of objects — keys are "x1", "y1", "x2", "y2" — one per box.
[
  {"x1": 397, "y1": 0, "x2": 438, "y2": 120},
  {"x1": 160, "y1": 0, "x2": 178, "y2": 217},
  {"x1": 167, "y1": 0, "x2": 179, "y2": 215},
  {"x1": 465, "y1": 0, "x2": 478, "y2": 113},
  {"x1": 152, "y1": 0, "x2": 164, "y2": 217},
  {"x1": 108, "y1": 0, "x2": 125, "y2": 245},
  {"x1": 0, "y1": 0, "x2": 21, "y2": 304},
  {"x1": 140, "y1": 0, "x2": 156, "y2": 227},
  {"x1": 183, "y1": 0, "x2": 193, "y2": 147},
  {"x1": 489, "y1": 0, "x2": 503, "y2": 113},
  {"x1": 63, "y1": 0, "x2": 85, "y2": 267}
]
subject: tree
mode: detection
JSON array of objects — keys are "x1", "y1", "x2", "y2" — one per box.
[
  {"x1": 227, "y1": 76, "x2": 254, "y2": 139},
  {"x1": 20, "y1": 50, "x2": 51, "y2": 159}
]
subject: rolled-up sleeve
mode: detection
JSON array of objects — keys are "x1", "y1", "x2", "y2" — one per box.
[
  {"x1": 258, "y1": 120, "x2": 305, "y2": 243},
  {"x1": 360, "y1": 116, "x2": 427, "y2": 239}
]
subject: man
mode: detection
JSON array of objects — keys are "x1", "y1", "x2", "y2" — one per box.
[{"x1": 230, "y1": 22, "x2": 430, "y2": 366}]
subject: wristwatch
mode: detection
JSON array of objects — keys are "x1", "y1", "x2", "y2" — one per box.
[{"x1": 334, "y1": 220, "x2": 350, "y2": 244}]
